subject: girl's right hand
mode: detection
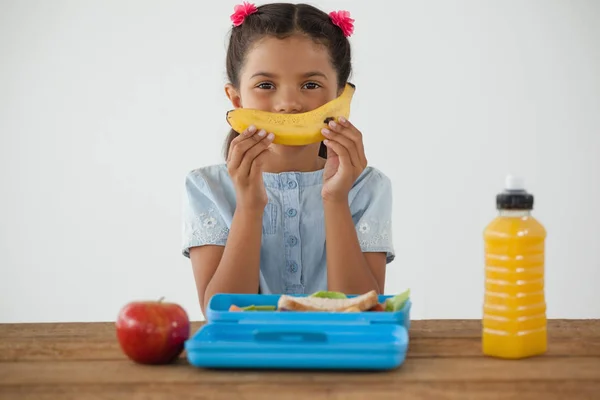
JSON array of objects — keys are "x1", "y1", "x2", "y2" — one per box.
[{"x1": 227, "y1": 126, "x2": 275, "y2": 211}]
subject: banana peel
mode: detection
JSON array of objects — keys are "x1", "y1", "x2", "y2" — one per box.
[{"x1": 226, "y1": 82, "x2": 356, "y2": 146}]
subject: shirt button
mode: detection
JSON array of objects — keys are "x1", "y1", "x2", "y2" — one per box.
[
  {"x1": 288, "y1": 261, "x2": 298, "y2": 273},
  {"x1": 288, "y1": 181, "x2": 298, "y2": 189},
  {"x1": 286, "y1": 208, "x2": 297, "y2": 217},
  {"x1": 287, "y1": 236, "x2": 298, "y2": 247}
]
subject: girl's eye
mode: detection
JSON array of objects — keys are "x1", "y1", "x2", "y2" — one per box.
[
  {"x1": 257, "y1": 82, "x2": 274, "y2": 90},
  {"x1": 303, "y1": 82, "x2": 321, "y2": 90}
]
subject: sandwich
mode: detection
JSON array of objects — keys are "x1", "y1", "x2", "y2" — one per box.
[{"x1": 277, "y1": 290, "x2": 379, "y2": 312}]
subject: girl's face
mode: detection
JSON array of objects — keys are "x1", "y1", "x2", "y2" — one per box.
[
  {"x1": 226, "y1": 33, "x2": 340, "y2": 123},
  {"x1": 225, "y1": 34, "x2": 342, "y2": 167}
]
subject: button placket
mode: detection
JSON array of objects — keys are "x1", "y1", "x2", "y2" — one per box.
[{"x1": 282, "y1": 174, "x2": 303, "y2": 291}]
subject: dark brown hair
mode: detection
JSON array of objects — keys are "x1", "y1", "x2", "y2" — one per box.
[{"x1": 223, "y1": 2, "x2": 353, "y2": 160}]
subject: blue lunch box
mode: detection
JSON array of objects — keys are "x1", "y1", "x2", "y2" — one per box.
[{"x1": 185, "y1": 293, "x2": 411, "y2": 371}]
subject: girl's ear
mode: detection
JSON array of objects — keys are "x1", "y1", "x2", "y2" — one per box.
[{"x1": 225, "y1": 84, "x2": 242, "y2": 108}]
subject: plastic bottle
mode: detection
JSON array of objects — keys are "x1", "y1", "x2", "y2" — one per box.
[{"x1": 482, "y1": 175, "x2": 547, "y2": 359}]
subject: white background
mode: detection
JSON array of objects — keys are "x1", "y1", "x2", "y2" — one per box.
[{"x1": 1, "y1": 0, "x2": 599, "y2": 323}]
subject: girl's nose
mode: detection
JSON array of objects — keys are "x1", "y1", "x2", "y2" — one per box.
[{"x1": 274, "y1": 89, "x2": 303, "y2": 113}]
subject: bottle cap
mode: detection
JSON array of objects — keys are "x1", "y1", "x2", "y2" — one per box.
[
  {"x1": 496, "y1": 174, "x2": 534, "y2": 210},
  {"x1": 505, "y1": 175, "x2": 525, "y2": 191}
]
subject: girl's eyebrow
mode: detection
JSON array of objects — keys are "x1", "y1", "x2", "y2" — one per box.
[
  {"x1": 250, "y1": 71, "x2": 328, "y2": 79},
  {"x1": 303, "y1": 71, "x2": 328, "y2": 79},
  {"x1": 250, "y1": 72, "x2": 276, "y2": 79}
]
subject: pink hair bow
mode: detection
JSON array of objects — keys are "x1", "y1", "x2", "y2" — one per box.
[
  {"x1": 230, "y1": 2, "x2": 258, "y2": 27},
  {"x1": 329, "y1": 10, "x2": 354, "y2": 37}
]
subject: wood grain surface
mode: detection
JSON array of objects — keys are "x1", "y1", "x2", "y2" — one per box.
[{"x1": 1, "y1": 320, "x2": 598, "y2": 399}]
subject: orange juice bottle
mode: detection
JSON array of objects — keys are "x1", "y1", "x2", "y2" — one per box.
[{"x1": 483, "y1": 175, "x2": 547, "y2": 359}]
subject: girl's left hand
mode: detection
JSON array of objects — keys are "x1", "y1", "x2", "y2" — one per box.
[{"x1": 321, "y1": 117, "x2": 368, "y2": 203}]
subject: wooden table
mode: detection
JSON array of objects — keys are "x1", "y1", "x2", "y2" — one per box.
[{"x1": 1, "y1": 320, "x2": 598, "y2": 399}]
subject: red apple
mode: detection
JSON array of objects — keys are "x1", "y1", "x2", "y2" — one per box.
[{"x1": 116, "y1": 297, "x2": 190, "y2": 365}]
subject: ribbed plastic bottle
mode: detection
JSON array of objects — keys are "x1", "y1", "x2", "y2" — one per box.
[{"x1": 483, "y1": 175, "x2": 547, "y2": 359}]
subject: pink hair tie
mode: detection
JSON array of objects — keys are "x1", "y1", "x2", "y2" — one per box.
[
  {"x1": 329, "y1": 10, "x2": 355, "y2": 37},
  {"x1": 230, "y1": 2, "x2": 258, "y2": 27}
]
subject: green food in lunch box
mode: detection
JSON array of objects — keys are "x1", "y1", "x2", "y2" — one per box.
[
  {"x1": 309, "y1": 291, "x2": 347, "y2": 299},
  {"x1": 238, "y1": 305, "x2": 277, "y2": 311},
  {"x1": 384, "y1": 289, "x2": 411, "y2": 312}
]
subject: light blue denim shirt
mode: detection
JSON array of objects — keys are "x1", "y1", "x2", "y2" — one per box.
[{"x1": 181, "y1": 163, "x2": 395, "y2": 295}]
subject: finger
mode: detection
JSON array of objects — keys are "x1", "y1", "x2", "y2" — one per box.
[
  {"x1": 321, "y1": 127, "x2": 359, "y2": 168},
  {"x1": 323, "y1": 139, "x2": 352, "y2": 169},
  {"x1": 227, "y1": 125, "x2": 258, "y2": 164},
  {"x1": 234, "y1": 129, "x2": 269, "y2": 174},
  {"x1": 229, "y1": 128, "x2": 267, "y2": 170},
  {"x1": 249, "y1": 147, "x2": 270, "y2": 179},
  {"x1": 239, "y1": 132, "x2": 275, "y2": 177},
  {"x1": 329, "y1": 120, "x2": 366, "y2": 168},
  {"x1": 332, "y1": 118, "x2": 367, "y2": 167}
]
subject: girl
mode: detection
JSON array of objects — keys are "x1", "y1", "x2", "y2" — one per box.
[{"x1": 182, "y1": 2, "x2": 395, "y2": 314}]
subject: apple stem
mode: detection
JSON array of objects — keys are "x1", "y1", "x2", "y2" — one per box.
[{"x1": 158, "y1": 296, "x2": 165, "y2": 303}]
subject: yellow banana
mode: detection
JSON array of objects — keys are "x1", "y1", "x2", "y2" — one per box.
[{"x1": 226, "y1": 82, "x2": 355, "y2": 146}]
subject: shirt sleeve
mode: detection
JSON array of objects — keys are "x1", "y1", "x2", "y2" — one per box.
[
  {"x1": 352, "y1": 169, "x2": 395, "y2": 264},
  {"x1": 181, "y1": 171, "x2": 229, "y2": 258}
]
